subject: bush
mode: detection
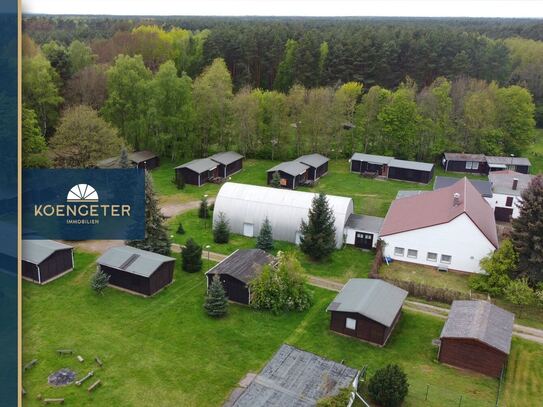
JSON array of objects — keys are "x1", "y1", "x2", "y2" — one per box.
[
  {"x1": 250, "y1": 251, "x2": 312, "y2": 314},
  {"x1": 182, "y1": 238, "x2": 203, "y2": 272},
  {"x1": 176, "y1": 223, "x2": 185, "y2": 234},
  {"x1": 317, "y1": 388, "x2": 352, "y2": 407},
  {"x1": 204, "y1": 275, "x2": 228, "y2": 317},
  {"x1": 175, "y1": 175, "x2": 185, "y2": 189},
  {"x1": 91, "y1": 269, "x2": 110, "y2": 295},
  {"x1": 198, "y1": 197, "x2": 209, "y2": 219},
  {"x1": 270, "y1": 171, "x2": 281, "y2": 188},
  {"x1": 213, "y1": 212, "x2": 230, "y2": 243},
  {"x1": 368, "y1": 364, "x2": 409, "y2": 407}
]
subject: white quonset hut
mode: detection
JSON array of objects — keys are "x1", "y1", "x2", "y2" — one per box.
[{"x1": 213, "y1": 183, "x2": 353, "y2": 248}]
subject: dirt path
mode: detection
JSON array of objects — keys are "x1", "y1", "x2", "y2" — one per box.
[{"x1": 160, "y1": 197, "x2": 215, "y2": 219}]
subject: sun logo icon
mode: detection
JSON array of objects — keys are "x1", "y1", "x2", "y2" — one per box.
[{"x1": 66, "y1": 184, "x2": 99, "y2": 202}]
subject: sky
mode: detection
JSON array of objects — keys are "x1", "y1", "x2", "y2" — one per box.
[{"x1": 21, "y1": 0, "x2": 543, "y2": 18}]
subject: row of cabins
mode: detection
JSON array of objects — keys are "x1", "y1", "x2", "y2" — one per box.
[
  {"x1": 97, "y1": 150, "x2": 160, "y2": 170},
  {"x1": 350, "y1": 153, "x2": 435, "y2": 184},
  {"x1": 175, "y1": 151, "x2": 244, "y2": 186},
  {"x1": 442, "y1": 153, "x2": 531, "y2": 175}
]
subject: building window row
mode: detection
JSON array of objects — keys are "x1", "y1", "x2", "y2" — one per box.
[
  {"x1": 465, "y1": 161, "x2": 479, "y2": 170},
  {"x1": 394, "y1": 247, "x2": 452, "y2": 264}
]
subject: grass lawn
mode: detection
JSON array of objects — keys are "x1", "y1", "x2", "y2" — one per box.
[
  {"x1": 380, "y1": 261, "x2": 543, "y2": 329},
  {"x1": 525, "y1": 128, "x2": 543, "y2": 174},
  {"x1": 22, "y1": 250, "x2": 527, "y2": 407},
  {"x1": 169, "y1": 208, "x2": 374, "y2": 281}
]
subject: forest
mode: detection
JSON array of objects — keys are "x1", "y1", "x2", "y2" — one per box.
[{"x1": 21, "y1": 16, "x2": 541, "y2": 167}]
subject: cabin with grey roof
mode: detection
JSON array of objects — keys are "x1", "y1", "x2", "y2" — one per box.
[
  {"x1": 326, "y1": 278, "x2": 408, "y2": 346},
  {"x1": 22, "y1": 240, "x2": 74, "y2": 284}
]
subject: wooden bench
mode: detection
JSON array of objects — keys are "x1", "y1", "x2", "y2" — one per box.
[
  {"x1": 75, "y1": 371, "x2": 94, "y2": 386},
  {"x1": 77, "y1": 355, "x2": 84, "y2": 363},
  {"x1": 95, "y1": 356, "x2": 103, "y2": 367},
  {"x1": 56, "y1": 349, "x2": 73, "y2": 356},
  {"x1": 44, "y1": 398, "x2": 64, "y2": 404},
  {"x1": 23, "y1": 359, "x2": 38, "y2": 372},
  {"x1": 88, "y1": 379, "x2": 101, "y2": 392}
]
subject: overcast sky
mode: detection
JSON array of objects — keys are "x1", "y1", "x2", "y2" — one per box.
[{"x1": 22, "y1": 0, "x2": 543, "y2": 18}]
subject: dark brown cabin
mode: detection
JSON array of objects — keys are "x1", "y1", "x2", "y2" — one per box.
[
  {"x1": 267, "y1": 161, "x2": 309, "y2": 190},
  {"x1": 438, "y1": 300, "x2": 514, "y2": 378},
  {"x1": 295, "y1": 154, "x2": 329, "y2": 181},
  {"x1": 205, "y1": 249, "x2": 274, "y2": 305},
  {"x1": 22, "y1": 240, "x2": 74, "y2": 284},
  {"x1": 387, "y1": 159, "x2": 434, "y2": 184},
  {"x1": 97, "y1": 246, "x2": 175, "y2": 296},
  {"x1": 350, "y1": 153, "x2": 393, "y2": 177},
  {"x1": 175, "y1": 158, "x2": 219, "y2": 186},
  {"x1": 129, "y1": 151, "x2": 160, "y2": 170},
  {"x1": 209, "y1": 151, "x2": 244, "y2": 179},
  {"x1": 327, "y1": 279, "x2": 408, "y2": 346}
]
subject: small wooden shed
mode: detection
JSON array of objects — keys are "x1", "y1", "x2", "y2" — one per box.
[
  {"x1": 267, "y1": 161, "x2": 309, "y2": 189},
  {"x1": 350, "y1": 153, "x2": 394, "y2": 176},
  {"x1": 295, "y1": 153, "x2": 329, "y2": 181},
  {"x1": 327, "y1": 278, "x2": 408, "y2": 346},
  {"x1": 209, "y1": 151, "x2": 244, "y2": 178},
  {"x1": 129, "y1": 151, "x2": 160, "y2": 170},
  {"x1": 97, "y1": 246, "x2": 175, "y2": 296},
  {"x1": 442, "y1": 153, "x2": 488, "y2": 174},
  {"x1": 205, "y1": 249, "x2": 274, "y2": 304},
  {"x1": 22, "y1": 240, "x2": 74, "y2": 284},
  {"x1": 388, "y1": 159, "x2": 434, "y2": 184},
  {"x1": 438, "y1": 300, "x2": 514, "y2": 378},
  {"x1": 175, "y1": 158, "x2": 219, "y2": 186}
]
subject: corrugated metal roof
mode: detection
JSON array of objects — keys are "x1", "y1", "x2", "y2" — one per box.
[
  {"x1": 440, "y1": 300, "x2": 514, "y2": 354},
  {"x1": 267, "y1": 161, "x2": 309, "y2": 177},
  {"x1": 295, "y1": 153, "x2": 329, "y2": 168},
  {"x1": 381, "y1": 178, "x2": 499, "y2": 248},
  {"x1": 326, "y1": 279, "x2": 407, "y2": 327},
  {"x1": 435, "y1": 176, "x2": 493, "y2": 198},
  {"x1": 209, "y1": 151, "x2": 244, "y2": 165},
  {"x1": 175, "y1": 158, "x2": 218, "y2": 173},
  {"x1": 351, "y1": 153, "x2": 394, "y2": 165},
  {"x1": 213, "y1": 183, "x2": 353, "y2": 249},
  {"x1": 444, "y1": 152, "x2": 486, "y2": 162},
  {"x1": 97, "y1": 246, "x2": 175, "y2": 278},
  {"x1": 232, "y1": 344, "x2": 358, "y2": 407},
  {"x1": 489, "y1": 170, "x2": 535, "y2": 196},
  {"x1": 345, "y1": 214, "x2": 384, "y2": 234},
  {"x1": 486, "y1": 156, "x2": 531, "y2": 167},
  {"x1": 22, "y1": 240, "x2": 73, "y2": 265},
  {"x1": 389, "y1": 158, "x2": 434, "y2": 172},
  {"x1": 206, "y1": 249, "x2": 273, "y2": 284}
]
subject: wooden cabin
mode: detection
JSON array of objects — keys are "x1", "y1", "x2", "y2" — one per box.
[
  {"x1": 387, "y1": 159, "x2": 434, "y2": 184},
  {"x1": 97, "y1": 246, "x2": 175, "y2": 296},
  {"x1": 327, "y1": 279, "x2": 408, "y2": 346},
  {"x1": 266, "y1": 161, "x2": 310, "y2": 190},
  {"x1": 205, "y1": 249, "x2": 274, "y2": 305},
  {"x1": 438, "y1": 301, "x2": 514, "y2": 378},
  {"x1": 175, "y1": 158, "x2": 219, "y2": 187},
  {"x1": 209, "y1": 151, "x2": 244, "y2": 178},
  {"x1": 350, "y1": 153, "x2": 393, "y2": 176},
  {"x1": 294, "y1": 153, "x2": 329, "y2": 181},
  {"x1": 22, "y1": 240, "x2": 74, "y2": 284},
  {"x1": 129, "y1": 151, "x2": 160, "y2": 170}
]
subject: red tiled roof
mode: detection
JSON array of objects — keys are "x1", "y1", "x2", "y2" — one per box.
[{"x1": 380, "y1": 178, "x2": 498, "y2": 248}]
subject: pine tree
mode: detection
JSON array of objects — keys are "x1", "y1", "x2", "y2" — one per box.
[
  {"x1": 182, "y1": 238, "x2": 203, "y2": 272},
  {"x1": 176, "y1": 223, "x2": 185, "y2": 235},
  {"x1": 256, "y1": 217, "x2": 274, "y2": 251},
  {"x1": 126, "y1": 171, "x2": 171, "y2": 255},
  {"x1": 91, "y1": 269, "x2": 110, "y2": 295},
  {"x1": 270, "y1": 171, "x2": 281, "y2": 188},
  {"x1": 175, "y1": 173, "x2": 185, "y2": 190},
  {"x1": 213, "y1": 212, "x2": 230, "y2": 244},
  {"x1": 204, "y1": 274, "x2": 228, "y2": 317},
  {"x1": 299, "y1": 193, "x2": 336, "y2": 261},
  {"x1": 511, "y1": 175, "x2": 543, "y2": 284},
  {"x1": 199, "y1": 196, "x2": 209, "y2": 219},
  {"x1": 119, "y1": 146, "x2": 131, "y2": 168}
]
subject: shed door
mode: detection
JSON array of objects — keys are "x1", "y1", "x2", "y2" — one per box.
[
  {"x1": 355, "y1": 232, "x2": 373, "y2": 249},
  {"x1": 243, "y1": 223, "x2": 254, "y2": 237},
  {"x1": 495, "y1": 207, "x2": 513, "y2": 222}
]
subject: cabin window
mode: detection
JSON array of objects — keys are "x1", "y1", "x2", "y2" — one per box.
[
  {"x1": 441, "y1": 254, "x2": 452, "y2": 264},
  {"x1": 407, "y1": 249, "x2": 418, "y2": 259},
  {"x1": 466, "y1": 161, "x2": 473, "y2": 170},
  {"x1": 472, "y1": 161, "x2": 479, "y2": 170},
  {"x1": 394, "y1": 247, "x2": 405, "y2": 257},
  {"x1": 427, "y1": 252, "x2": 438, "y2": 262},
  {"x1": 345, "y1": 318, "x2": 357, "y2": 330},
  {"x1": 505, "y1": 196, "x2": 514, "y2": 207}
]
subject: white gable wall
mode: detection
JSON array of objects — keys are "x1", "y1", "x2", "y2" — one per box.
[
  {"x1": 381, "y1": 213, "x2": 496, "y2": 273},
  {"x1": 487, "y1": 193, "x2": 522, "y2": 219}
]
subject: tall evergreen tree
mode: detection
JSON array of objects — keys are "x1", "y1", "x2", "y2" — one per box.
[
  {"x1": 204, "y1": 274, "x2": 228, "y2": 317},
  {"x1": 127, "y1": 171, "x2": 171, "y2": 255},
  {"x1": 182, "y1": 238, "x2": 203, "y2": 272},
  {"x1": 213, "y1": 212, "x2": 230, "y2": 244},
  {"x1": 256, "y1": 217, "x2": 274, "y2": 252},
  {"x1": 511, "y1": 175, "x2": 543, "y2": 284},
  {"x1": 299, "y1": 193, "x2": 336, "y2": 261},
  {"x1": 199, "y1": 196, "x2": 209, "y2": 219}
]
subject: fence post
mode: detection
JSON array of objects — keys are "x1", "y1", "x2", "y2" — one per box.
[{"x1": 425, "y1": 384, "x2": 429, "y2": 401}]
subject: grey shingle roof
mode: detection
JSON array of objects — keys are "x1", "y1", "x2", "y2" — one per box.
[
  {"x1": 486, "y1": 156, "x2": 531, "y2": 167},
  {"x1": 345, "y1": 214, "x2": 384, "y2": 234},
  {"x1": 206, "y1": 249, "x2": 274, "y2": 284},
  {"x1": 232, "y1": 344, "x2": 358, "y2": 407},
  {"x1": 444, "y1": 152, "x2": 486, "y2": 162},
  {"x1": 129, "y1": 150, "x2": 157, "y2": 163},
  {"x1": 295, "y1": 153, "x2": 329, "y2": 168},
  {"x1": 351, "y1": 153, "x2": 394, "y2": 165},
  {"x1": 389, "y1": 158, "x2": 434, "y2": 172},
  {"x1": 434, "y1": 176, "x2": 493, "y2": 198},
  {"x1": 327, "y1": 279, "x2": 408, "y2": 327},
  {"x1": 22, "y1": 240, "x2": 73, "y2": 265},
  {"x1": 488, "y1": 170, "x2": 534, "y2": 196},
  {"x1": 175, "y1": 158, "x2": 218, "y2": 173},
  {"x1": 209, "y1": 151, "x2": 244, "y2": 165},
  {"x1": 97, "y1": 246, "x2": 175, "y2": 278},
  {"x1": 267, "y1": 161, "x2": 309, "y2": 177},
  {"x1": 440, "y1": 300, "x2": 514, "y2": 354}
]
